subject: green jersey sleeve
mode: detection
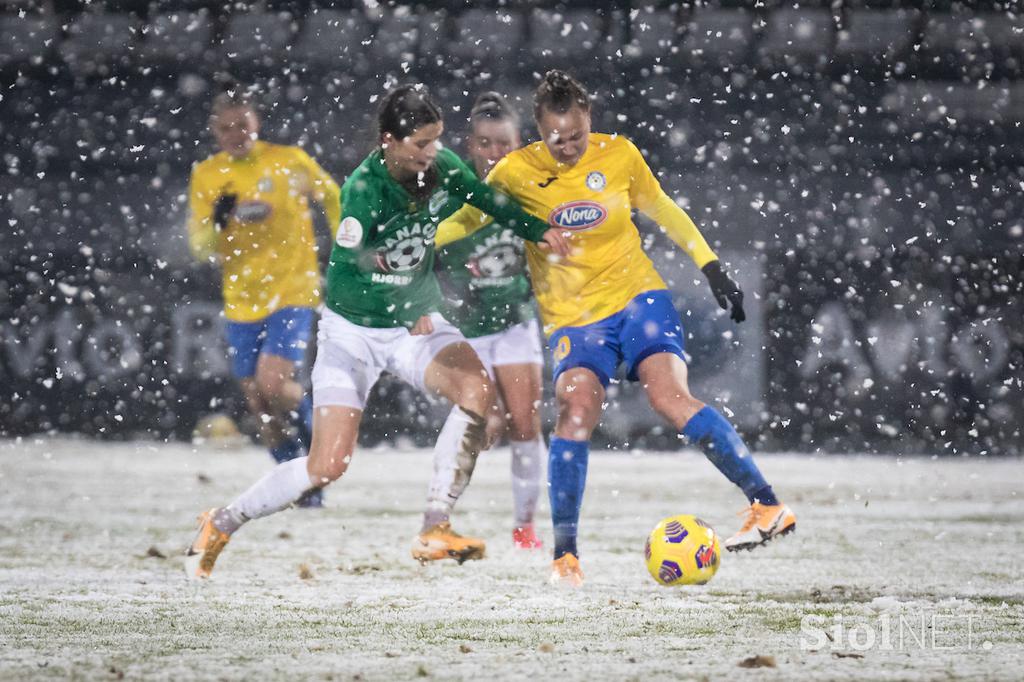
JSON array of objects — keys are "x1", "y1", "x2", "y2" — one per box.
[
  {"x1": 442, "y1": 150, "x2": 550, "y2": 243},
  {"x1": 333, "y1": 171, "x2": 383, "y2": 271}
]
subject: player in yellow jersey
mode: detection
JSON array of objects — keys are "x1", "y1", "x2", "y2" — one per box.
[
  {"x1": 439, "y1": 71, "x2": 796, "y2": 586},
  {"x1": 187, "y1": 89, "x2": 341, "y2": 507}
]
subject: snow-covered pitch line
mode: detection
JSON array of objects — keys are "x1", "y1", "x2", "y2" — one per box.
[{"x1": 1, "y1": 438, "x2": 1021, "y2": 680}]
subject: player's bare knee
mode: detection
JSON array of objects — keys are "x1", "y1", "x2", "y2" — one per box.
[
  {"x1": 485, "y1": 415, "x2": 506, "y2": 447},
  {"x1": 456, "y1": 372, "x2": 494, "y2": 417},
  {"x1": 240, "y1": 382, "x2": 264, "y2": 413},
  {"x1": 556, "y1": 394, "x2": 600, "y2": 440},
  {"x1": 646, "y1": 390, "x2": 678, "y2": 421},
  {"x1": 307, "y1": 446, "x2": 352, "y2": 486},
  {"x1": 256, "y1": 371, "x2": 287, "y2": 405},
  {"x1": 507, "y1": 411, "x2": 539, "y2": 441},
  {"x1": 648, "y1": 388, "x2": 703, "y2": 428}
]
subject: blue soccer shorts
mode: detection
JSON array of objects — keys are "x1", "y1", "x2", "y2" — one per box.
[
  {"x1": 224, "y1": 306, "x2": 315, "y2": 379},
  {"x1": 548, "y1": 289, "x2": 685, "y2": 387}
]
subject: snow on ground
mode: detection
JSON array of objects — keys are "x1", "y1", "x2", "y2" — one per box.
[{"x1": 0, "y1": 437, "x2": 1021, "y2": 681}]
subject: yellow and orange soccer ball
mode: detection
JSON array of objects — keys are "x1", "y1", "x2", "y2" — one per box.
[{"x1": 644, "y1": 514, "x2": 722, "y2": 586}]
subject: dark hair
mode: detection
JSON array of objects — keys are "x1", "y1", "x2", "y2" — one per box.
[
  {"x1": 533, "y1": 70, "x2": 590, "y2": 120},
  {"x1": 470, "y1": 92, "x2": 520, "y2": 127},
  {"x1": 377, "y1": 84, "x2": 442, "y2": 142}
]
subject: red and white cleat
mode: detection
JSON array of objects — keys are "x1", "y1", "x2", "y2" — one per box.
[{"x1": 512, "y1": 524, "x2": 543, "y2": 550}]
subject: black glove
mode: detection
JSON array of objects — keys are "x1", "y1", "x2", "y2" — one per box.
[
  {"x1": 212, "y1": 194, "x2": 237, "y2": 231},
  {"x1": 701, "y1": 260, "x2": 746, "y2": 323}
]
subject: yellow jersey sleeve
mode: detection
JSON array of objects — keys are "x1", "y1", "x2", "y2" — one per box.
[
  {"x1": 186, "y1": 162, "x2": 219, "y2": 261},
  {"x1": 292, "y1": 147, "x2": 342, "y2": 237},
  {"x1": 434, "y1": 158, "x2": 507, "y2": 248},
  {"x1": 626, "y1": 139, "x2": 718, "y2": 269}
]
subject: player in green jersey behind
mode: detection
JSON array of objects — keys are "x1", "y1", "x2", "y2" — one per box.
[
  {"x1": 436, "y1": 93, "x2": 545, "y2": 550},
  {"x1": 186, "y1": 85, "x2": 569, "y2": 578}
]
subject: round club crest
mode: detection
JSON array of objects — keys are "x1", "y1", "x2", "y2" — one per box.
[{"x1": 585, "y1": 171, "x2": 606, "y2": 192}]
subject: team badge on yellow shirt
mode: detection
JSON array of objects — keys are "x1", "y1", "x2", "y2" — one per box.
[{"x1": 554, "y1": 335, "x2": 572, "y2": 362}]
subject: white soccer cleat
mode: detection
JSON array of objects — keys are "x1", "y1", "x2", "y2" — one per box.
[{"x1": 724, "y1": 502, "x2": 796, "y2": 552}]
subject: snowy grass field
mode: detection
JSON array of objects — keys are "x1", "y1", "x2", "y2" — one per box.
[{"x1": 1, "y1": 437, "x2": 1022, "y2": 681}]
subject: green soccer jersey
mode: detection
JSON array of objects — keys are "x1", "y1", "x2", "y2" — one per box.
[
  {"x1": 326, "y1": 147, "x2": 549, "y2": 329},
  {"x1": 436, "y1": 192, "x2": 535, "y2": 339}
]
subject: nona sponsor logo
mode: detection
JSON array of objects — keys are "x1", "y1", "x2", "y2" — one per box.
[{"x1": 548, "y1": 200, "x2": 607, "y2": 231}]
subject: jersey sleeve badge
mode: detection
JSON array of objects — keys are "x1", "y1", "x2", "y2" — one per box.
[{"x1": 336, "y1": 216, "x2": 364, "y2": 248}]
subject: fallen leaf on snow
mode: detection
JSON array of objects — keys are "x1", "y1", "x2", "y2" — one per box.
[
  {"x1": 144, "y1": 546, "x2": 166, "y2": 559},
  {"x1": 738, "y1": 655, "x2": 776, "y2": 668}
]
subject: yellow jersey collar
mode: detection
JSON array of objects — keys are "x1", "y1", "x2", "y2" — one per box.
[{"x1": 224, "y1": 140, "x2": 267, "y2": 165}]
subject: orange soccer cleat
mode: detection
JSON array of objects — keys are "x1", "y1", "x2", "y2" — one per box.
[
  {"x1": 184, "y1": 508, "x2": 231, "y2": 580},
  {"x1": 724, "y1": 502, "x2": 796, "y2": 552},
  {"x1": 411, "y1": 522, "x2": 486, "y2": 564},
  {"x1": 549, "y1": 552, "x2": 585, "y2": 588}
]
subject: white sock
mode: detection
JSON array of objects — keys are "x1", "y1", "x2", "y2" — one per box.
[
  {"x1": 510, "y1": 436, "x2": 543, "y2": 527},
  {"x1": 224, "y1": 456, "x2": 314, "y2": 527},
  {"x1": 424, "y1": 406, "x2": 486, "y2": 529}
]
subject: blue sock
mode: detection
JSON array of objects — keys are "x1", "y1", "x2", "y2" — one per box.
[
  {"x1": 681, "y1": 406, "x2": 778, "y2": 506},
  {"x1": 548, "y1": 437, "x2": 589, "y2": 560},
  {"x1": 269, "y1": 437, "x2": 303, "y2": 464},
  {"x1": 295, "y1": 395, "x2": 314, "y2": 450}
]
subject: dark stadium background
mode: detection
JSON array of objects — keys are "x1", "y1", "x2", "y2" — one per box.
[{"x1": 0, "y1": 0, "x2": 1020, "y2": 455}]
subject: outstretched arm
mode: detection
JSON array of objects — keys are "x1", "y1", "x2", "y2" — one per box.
[
  {"x1": 436, "y1": 202, "x2": 491, "y2": 249},
  {"x1": 628, "y1": 139, "x2": 745, "y2": 322},
  {"x1": 441, "y1": 155, "x2": 569, "y2": 255},
  {"x1": 637, "y1": 192, "x2": 717, "y2": 269}
]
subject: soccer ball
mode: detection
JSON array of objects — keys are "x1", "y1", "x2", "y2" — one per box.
[
  {"x1": 191, "y1": 412, "x2": 245, "y2": 449},
  {"x1": 644, "y1": 514, "x2": 721, "y2": 586}
]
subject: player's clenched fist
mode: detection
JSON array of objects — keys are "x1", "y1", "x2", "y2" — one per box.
[{"x1": 701, "y1": 260, "x2": 745, "y2": 323}]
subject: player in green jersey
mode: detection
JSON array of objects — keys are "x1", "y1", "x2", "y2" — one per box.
[
  {"x1": 185, "y1": 85, "x2": 568, "y2": 578},
  {"x1": 436, "y1": 93, "x2": 545, "y2": 550}
]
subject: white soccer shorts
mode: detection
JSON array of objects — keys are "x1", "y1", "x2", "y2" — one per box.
[
  {"x1": 466, "y1": 318, "x2": 544, "y2": 379},
  {"x1": 311, "y1": 309, "x2": 467, "y2": 409}
]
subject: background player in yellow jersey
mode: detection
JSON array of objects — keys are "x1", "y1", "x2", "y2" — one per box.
[
  {"x1": 439, "y1": 71, "x2": 796, "y2": 586},
  {"x1": 187, "y1": 89, "x2": 340, "y2": 507}
]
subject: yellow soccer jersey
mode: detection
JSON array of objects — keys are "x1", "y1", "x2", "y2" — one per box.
[
  {"x1": 187, "y1": 141, "x2": 341, "y2": 322},
  {"x1": 438, "y1": 133, "x2": 718, "y2": 334}
]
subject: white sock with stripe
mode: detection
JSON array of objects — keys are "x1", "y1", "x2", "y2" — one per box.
[{"x1": 510, "y1": 436, "x2": 543, "y2": 527}]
